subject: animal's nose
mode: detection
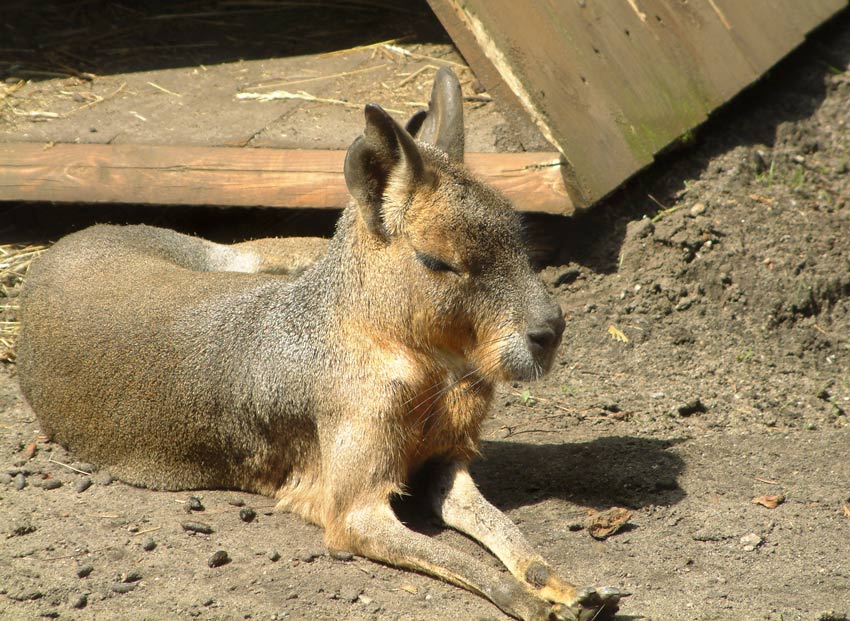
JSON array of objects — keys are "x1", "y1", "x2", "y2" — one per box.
[{"x1": 527, "y1": 304, "x2": 565, "y2": 353}]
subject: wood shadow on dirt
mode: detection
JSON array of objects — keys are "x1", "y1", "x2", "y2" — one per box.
[
  {"x1": 525, "y1": 7, "x2": 850, "y2": 273},
  {"x1": 2, "y1": 0, "x2": 446, "y2": 82},
  {"x1": 472, "y1": 436, "x2": 686, "y2": 512}
]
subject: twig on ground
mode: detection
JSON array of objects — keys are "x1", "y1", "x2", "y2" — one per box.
[
  {"x1": 47, "y1": 455, "x2": 92, "y2": 476},
  {"x1": 236, "y1": 89, "x2": 406, "y2": 114}
]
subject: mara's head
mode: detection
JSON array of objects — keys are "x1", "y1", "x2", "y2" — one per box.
[{"x1": 342, "y1": 69, "x2": 564, "y2": 382}]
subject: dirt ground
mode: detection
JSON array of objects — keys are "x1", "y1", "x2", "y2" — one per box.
[{"x1": 2, "y1": 4, "x2": 850, "y2": 621}]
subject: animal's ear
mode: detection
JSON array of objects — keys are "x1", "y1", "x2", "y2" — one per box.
[
  {"x1": 405, "y1": 67, "x2": 464, "y2": 162},
  {"x1": 345, "y1": 104, "x2": 426, "y2": 239}
]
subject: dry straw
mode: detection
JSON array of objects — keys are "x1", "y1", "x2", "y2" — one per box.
[{"x1": 1, "y1": 244, "x2": 46, "y2": 361}]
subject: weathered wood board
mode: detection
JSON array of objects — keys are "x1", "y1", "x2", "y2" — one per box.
[
  {"x1": 427, "y1": 0, "x2": 848, "y2": 207},
  {"x1": 0, "y1": 144, "x2": 570, "y2": 214}
]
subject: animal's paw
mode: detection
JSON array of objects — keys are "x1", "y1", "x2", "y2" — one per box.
[{"x1": 562, "y1": 586, "x2": 623, "y2": 621}]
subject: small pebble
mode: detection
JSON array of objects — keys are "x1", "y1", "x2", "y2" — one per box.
[
  {"x1": 690, "y1": 202, "x2": 707, "y2": 216},
  {"x1": 111, "y1": 583, "x2": 137, "y2": 594},
  {"x1": 239, "y1": 507, "x2": 256, "y2": 523},
  {"x1": 181, "y1": 521, "x2": 214, "y2": 535},
  {"x1": 208, "y1": 550, "x2": 230, "y2": 568},
  {"x1": 76, "y1": 565, "x2": 94, "y2": 579},
  {"x1": 227, "y1": 498, "x2": 246, "y2": 507},
  {"x1": 267, "y1": 550, "x2": 281, "y2": 562},
  {"x1": 14, "y1": 473, "x2": 26, "y2": 490},
  {"x1": 141, "y1": 538, "x2": 157, "y2": 552},
  {"x1": 74, "y1": 463, "x2": 96, "y2": 474},
  {"x1": 41, "y1": 479, "x2": 62, "y2": 490},
  {"x1": 71, "y1": 593, "x2": 88, "y2": 609},
  {"x1": 328, "y1": 549, "x2": 354, "y2": 561},
  {"x1": 0, "y1": 473, "x2": 11, "y2": 485},
  {"x1": 298, "y1": 550, "x2": 321, "y2": 563},
  {"x1": 75, "y1": 478, "x2": 92, "y2": 493},
  {"x1": 187, "y1": 496, "x2": 205, "y2": 512},
  {"x1": 740, "y1": 533, "x2": 763, "y2": 551},
  {"x1": 677, "y1": 399, "x2": 707, "y2": 417},
  {"x1": 94, "y1": 472, "x2": 113, "y2": 486},
  {"x1": 122, "y1": 570, "x2": 143, "y2": 583}
]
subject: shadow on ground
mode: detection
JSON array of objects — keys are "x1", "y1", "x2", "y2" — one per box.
[
  {"x1": 2, "y1": 0, "x2": 446, "y2": 81},
  {"x1": 473, "y1": 436, "x2": 686, "y2": 511}
]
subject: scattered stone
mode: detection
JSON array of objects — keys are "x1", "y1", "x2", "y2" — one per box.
[
  {"x1": 111, "y1": 582, "x2": 137, "y2": 594},
  {"x1": 122, "y1": 570, "x2": 143, "y2": 583},
  {"x1": 127, "y1": 525, "x2": 139, "y2": 533},
  {"x1": 689, "y1": 202, "x2": 707, "y2": 216},
  {"x1": 677, "y1": 399, "x2": 707, "y2": 417},
  {"x1": 9, "y1": 522, "x2": 37, "y2": 538},
  {"x1": 208, "y1": 550, "x2": 231, "y2": 568},
  {"x1": 77, "y1": 564, "x2": 94, "y2": 579},
  {"x1": 187, "y1": 496, "x2": 205, "y2": 512},
  {"x1": 358, "y1": 594, "x2": 374, "y2": 605},
  {"x1": 74, "y1": 463, "x2": 96, "y2": 474},
  {"x1": 227, "y1": 497, "x2": 246, "y2": 507},
  {"x1": 38, "y1": 610, "x2": 59, "y2": 618},
  {"x1": 740, "y1": 533, "x2": 763, "y2": 551},
  {"x1": 329, "y1": 549, "x2": 354, "y2": 561},
  {"x1": 298, "y1": 550, "x2": 322, "y2": 563},
  {"x1": 267, "y1": 550, "x2": 281, "y2": 562},
  {"x1": 338, "y1": 586, "x2": 362, "y2": 603},
  {"x1": 601, "y1": 402, "x2": 621, "y2": 414},
  {"x1": 0, "y1": 473, "x2": 11, "y2": 485},
  {"x1": 75, "y1": 478, "x2": 92, "y2": 493},
  {"x1": 181, "y1": 521, "x2": 214, "y2": 535},
  {"x1": 40, "y1": 478, "x2": 62, "y2": 490},
  {"x1": 8, "y1": 589, "x2": 43, "y2": 601},
  {"x1": 752, "y1": 149, "x2": 770, "y2": 174},
  {"x1": 14, "y1": 473, "x2": 27, "y2": 490},
  {"x1": 239, "y1": 507, "x2": 256, "y2": 523},
  {"x1": 71, "y1": 593, "x2": 88, "y2": 609},
  {"x1": 141, "y1": 538, "x2": 157, "y2": 552},
  {"x1": 94, "y1": 472, "x2": 113, "y2": 486}
]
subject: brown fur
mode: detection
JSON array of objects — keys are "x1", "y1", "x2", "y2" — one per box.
[{"x1": 16, "y1": 69, "x2": 621, "y2": 621}]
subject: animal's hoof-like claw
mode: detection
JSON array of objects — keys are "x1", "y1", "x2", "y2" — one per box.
[{"x1": 567, "y1": 585, "x2": 623, "y2": 620}]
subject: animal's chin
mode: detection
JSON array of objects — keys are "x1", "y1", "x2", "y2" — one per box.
[{"x1": 493, "y1": 347, "x2": 557, "y2": 383}]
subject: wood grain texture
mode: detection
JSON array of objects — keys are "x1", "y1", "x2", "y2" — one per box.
[
  {"x1": 427, "y1": 0, "x2": 848, "y2": 206},
  {"x1": 0, "y1": 143, "x2": 574, "y2": 215}
]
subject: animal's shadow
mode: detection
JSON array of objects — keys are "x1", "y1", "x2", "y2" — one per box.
[
  {"x1": 474, "y1": 436, "x2": 685, "y2": 511},
  {"x1": 396, "y1": 436, "x2": 686, "y2": 529}
]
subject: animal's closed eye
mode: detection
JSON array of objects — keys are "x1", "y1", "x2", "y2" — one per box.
[{"x1": 415, "y1": 251, "x2": 457, "y2": 273}]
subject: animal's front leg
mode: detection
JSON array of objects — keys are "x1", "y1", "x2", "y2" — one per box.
[
  {"x1": 327, "y1": 500, "x2": 570, "y2": 621},
  {"x1": 427, "y1": 460, "x2": 623, "y2": 621}
]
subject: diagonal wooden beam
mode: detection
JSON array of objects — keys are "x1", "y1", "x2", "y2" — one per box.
[{"x1": 0, "y1": 143, "x2": 574, "y2": 215}]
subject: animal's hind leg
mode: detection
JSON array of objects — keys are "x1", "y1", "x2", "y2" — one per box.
[
  {"x1": 329, "y1": 500, "x2": 569, "y2": 621},
  {"x1": 426, "y1": 460, "x2": 623, "y2": 621}
]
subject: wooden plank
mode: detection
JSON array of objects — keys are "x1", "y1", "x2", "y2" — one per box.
[
  {"x1": 427, "y1": 0, "x2": 848, "y2": 206},
  {"x1": 0, "y1": 143, "x2": 574, "y2": 215}
]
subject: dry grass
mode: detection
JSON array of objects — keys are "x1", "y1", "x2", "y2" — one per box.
[{"x1": 1, "y1": 244, "x2": 46, "y2": 362}]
